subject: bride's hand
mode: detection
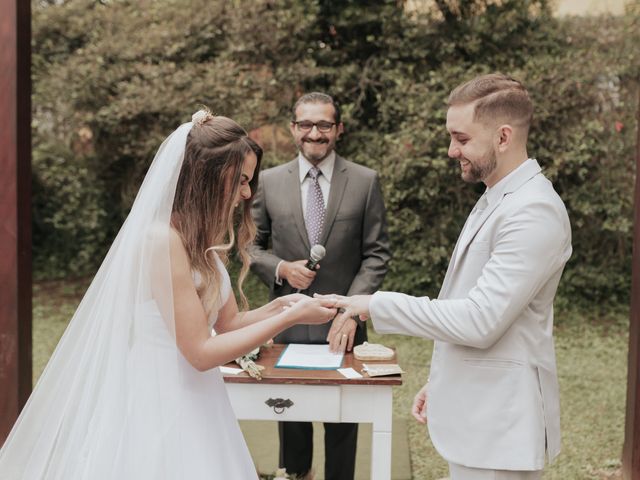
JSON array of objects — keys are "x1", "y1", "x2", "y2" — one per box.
[
  {"x1": 284, "y1": 297, "x2": 337, "y2": 325},
  {"x1": 262, "y1": 294, "x2": 307, "y2": 316},
  {"x1": 277, "y1": 293, "x2": 308, "y2": 309}
]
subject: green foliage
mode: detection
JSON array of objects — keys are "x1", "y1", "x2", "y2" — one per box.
[
  {"x1": 31, "y1": 280, "x2": 630, "y2": 478},
  {"x1": 32, "y1": 139, "x2": 109, "y2": 277},
  {"x1": 32, "y1": 0, "x2": 638, "y2": 307}
]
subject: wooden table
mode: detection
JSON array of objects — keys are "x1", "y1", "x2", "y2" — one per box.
[{"x1": 223, "y1": 344, "x2": 402, "y2": 480}]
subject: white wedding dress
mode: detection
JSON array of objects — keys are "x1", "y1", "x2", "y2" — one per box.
[
  {"x1": 0, "y1": 121, "x2": 259, "y2": 479},
  {"x1": 108, "y1": 263, "x2": 258, "y2": 480}
]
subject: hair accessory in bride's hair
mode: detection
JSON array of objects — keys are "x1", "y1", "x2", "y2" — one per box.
[{"x1": 192, "y1": 109, "x2": 214, "y2": 126}]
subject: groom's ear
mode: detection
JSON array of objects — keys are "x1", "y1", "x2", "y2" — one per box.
[
  {"x1": 496, "y1": 124, "x2": 513, "y2": 153},
  {"x1": 336, "y1": 122, "x2": 344, "y2": 140}
]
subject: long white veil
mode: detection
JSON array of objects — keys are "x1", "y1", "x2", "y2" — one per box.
[{"x1": 0, "y1": 122, "x2": 206, "y2": 479}]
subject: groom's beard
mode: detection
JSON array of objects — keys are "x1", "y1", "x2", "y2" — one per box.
[{"x1": 460, "y1": 149, "x2": 497, "y2": 184}]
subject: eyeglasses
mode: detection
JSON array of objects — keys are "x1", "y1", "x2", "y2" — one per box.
[{"x1": 293, "y1": 121, "x2": 336, "y2": 133}]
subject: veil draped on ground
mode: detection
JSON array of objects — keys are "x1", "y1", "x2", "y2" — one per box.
[{"x1": 0, "y1": 122, "x2": 198, "y2": 479}]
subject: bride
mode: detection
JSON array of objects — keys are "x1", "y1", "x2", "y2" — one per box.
[{"x1": 0, "y1": 111, "x2": 337, "y2": 479}]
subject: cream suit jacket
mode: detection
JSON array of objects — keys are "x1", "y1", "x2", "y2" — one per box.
[{"x1": 370, "y1": 159, "x2": 571, "y2": 471}]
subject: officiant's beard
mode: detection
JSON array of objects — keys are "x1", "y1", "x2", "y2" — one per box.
[{"x1": 297, "y1": 138, "x2": 336, "y2": 164}]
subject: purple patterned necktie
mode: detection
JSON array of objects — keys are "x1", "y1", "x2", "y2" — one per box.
[{"x1": 305, "y1": 166, "x2": 325, "y2": 246}]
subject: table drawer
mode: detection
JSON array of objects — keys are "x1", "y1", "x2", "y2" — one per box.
[{"x1": 226, "y1": 383, "x2": 341, "y2": 422}]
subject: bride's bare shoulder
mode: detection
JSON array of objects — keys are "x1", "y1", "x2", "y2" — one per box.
[
  {"x1": 144, "y1": 223, "x2": 189, "y2": 265},
  {"x1": 145, "y1": 223, "x2": 181, "y2": 245}
]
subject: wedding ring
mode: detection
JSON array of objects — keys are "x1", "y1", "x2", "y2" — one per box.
[{"x1": 342, "y1": 333, "x2": 347, "y2": 338}]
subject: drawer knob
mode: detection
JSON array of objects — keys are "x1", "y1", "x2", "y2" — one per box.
[{"x1": 265, "y1": 397, "x2": 294, "y2": 414}]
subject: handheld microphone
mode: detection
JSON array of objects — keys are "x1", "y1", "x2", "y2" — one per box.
[
  {"x1": 305, "y1": 244, "x2": 326, "y2": 271},
  {"x1": 295, "y1": 245, "x2": 326, "y2": 293}
]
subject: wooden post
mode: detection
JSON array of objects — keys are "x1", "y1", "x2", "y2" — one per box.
[
  {"x1": 0, "y1": 0, "x2": 32, "y2": 444},
  {"x1": 623, "y1": 89, "x2": 640, "y2": 480}
]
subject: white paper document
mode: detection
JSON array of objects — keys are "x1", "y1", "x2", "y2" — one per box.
[
  {"x1": 219, "y1": 366, "x2": 244, "y2": 375},
  {"x1": 276, "y1": 344, "x2": 344, "y2": 370},
  {"x1": 338, "y1": 367, "x2": 363, "y2": 379}
]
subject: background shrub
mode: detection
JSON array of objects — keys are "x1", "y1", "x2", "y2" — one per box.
[{"x1": 32, "y1": 0, "x2": 639, "y2": 308}]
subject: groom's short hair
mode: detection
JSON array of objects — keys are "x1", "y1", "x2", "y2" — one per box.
[{"x1": 448, "y1": 73, "x2": 533, "y2": 131}]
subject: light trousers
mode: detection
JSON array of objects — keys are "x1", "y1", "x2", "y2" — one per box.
[{"x1": 449, "y1": 463, "x2": 543, "y2": 480}]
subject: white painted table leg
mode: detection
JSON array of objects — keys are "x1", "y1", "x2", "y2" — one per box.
[
  {"x1": 371, "y1": 430, "x2": 392, "y2": 480},
  {"x1": 370, "y1": 388, "x2": 393, "y2": 480}
]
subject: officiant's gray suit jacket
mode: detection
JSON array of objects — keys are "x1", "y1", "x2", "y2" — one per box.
[{"x1": 250, "y1": 154, "x2": 391, "y2": 344}]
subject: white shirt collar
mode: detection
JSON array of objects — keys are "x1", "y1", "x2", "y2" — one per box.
[
  {"x1": 298, "y1": 151, "x2": 336, "y2": 183},
  {"x1": 484, "y1": 158, "x2": 534, "y2": 207}
]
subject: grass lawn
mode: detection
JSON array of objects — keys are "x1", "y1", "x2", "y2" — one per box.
[{"x1": 32, "y1": 274, "x2": 629, "y2": 480}]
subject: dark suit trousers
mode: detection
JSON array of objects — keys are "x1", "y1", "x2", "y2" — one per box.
[
  {"x1": 275, "y1": 325, "x2": 366, "y2": 479},
  {"x1": 278, "y1": 420, "x2": 358, "y2": 480}
]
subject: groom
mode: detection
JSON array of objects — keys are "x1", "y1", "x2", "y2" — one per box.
[{"x1": 322, "y1": 73, "x2": 572, "y2": 479}]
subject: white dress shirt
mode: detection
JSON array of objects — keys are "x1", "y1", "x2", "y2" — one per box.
[{"x1": 275, "y1": 152, "x2": 335, "y2": 283}]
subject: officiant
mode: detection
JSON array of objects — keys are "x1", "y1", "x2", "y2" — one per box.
[{"x1": 249, "y1": 91, "x2": 391, "y2": 480}]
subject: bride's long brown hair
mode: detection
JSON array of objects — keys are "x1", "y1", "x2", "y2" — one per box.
[{"x1": 172, "y1": 114, "x2": 262, "y2": 313}]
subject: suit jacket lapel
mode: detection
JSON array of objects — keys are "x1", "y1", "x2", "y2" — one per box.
[
  {"x1": 448, "y1": 160, "x2": 543, "y2": 279},
  {"x1": 287, "y1": 160, "x2": 311, "y2": 251},
  {"x1": 454, "y1": 199, "x2": 502, "y2": 265},
  {"x1": 319, "y1": 155, "x2": 348, "y2": 246}
]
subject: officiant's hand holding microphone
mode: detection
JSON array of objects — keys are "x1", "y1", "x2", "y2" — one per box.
[{"x1": 278, "y1": 244, "x2": 325, "y2": 291}]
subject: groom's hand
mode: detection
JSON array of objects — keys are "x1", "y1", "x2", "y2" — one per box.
[
  {"x1": 314, "y1": 293, "x2": 371, "y2": 333},
  {"x1": 411, "y1": 383, "x2": 428, "y2": 425},
  {"x1": 315, "y1": 293, "x2": 372, "y2": 353}
]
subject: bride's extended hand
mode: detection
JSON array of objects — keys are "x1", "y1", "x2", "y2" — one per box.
[
  {"x1": 284, "y1": 297, "x2": 337, "y2": 325},
  {"x1": 277, "y1": 293, "x2": 308, "y2": 309},
  {"x1": 260, "y1": 294, "x2": 307, "y2": 317}
]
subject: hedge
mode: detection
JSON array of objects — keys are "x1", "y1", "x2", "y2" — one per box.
[{"x1": 32, "y1": 0, "x2": 639, "y2": 307}]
